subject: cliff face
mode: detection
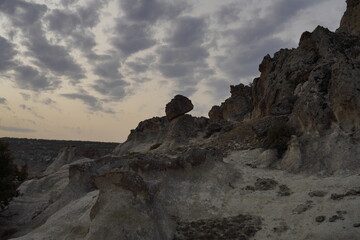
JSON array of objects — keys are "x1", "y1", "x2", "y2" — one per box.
[
  {"x1": 2, "y1": 1, "x2": 360, "y2": 240},
  {"x1": 337, "y1": 0, "x2": 360, "y2": 36}
]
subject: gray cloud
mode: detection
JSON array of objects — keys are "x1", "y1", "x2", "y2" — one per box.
[
  {"x1": 112, "y1": 20, "x2": 156, "y2": 57},
  {"x1": 45, "y1": 0, "x2": 107, "y2": 61},
  {"x1": 155, "y1": 16, "x2": 212, "y2": 95},
  {"x1": 20, "y1": 93, "x2": 31, "y2": 101},
  {"x1": 218, "y1": 37, "x2": 293, "y2": 79},
  {"x1": 119, "y1": 0, "x2": 188, "y2": 23},
  {"x1": 93, "y1": 57, "x2": 122, "y2": 80},
  {"x1": 126, "y1": 55, "x2": 155, "y2": 73},
  {"x1": 214, "y1": 0, "x2": 322, "y2": 81},
  {"x1": 41, "y1": 98, "x2": 56, "y2": 106},
  {"x1": 0, "y1": 0, "x2": 47, "y2": 27},
  {"x1": 92, "y1": 79, "x2": 128, "y2": 101},
  {"x1": 158, "y1": 45, "x2": 209, "y2": 64},
  {"x1": 0, "y1": 35, "x2": 17, "y2": 72},
  {"x1": 61, "y1": 0, "x2": 80, "y2": 7},
  {"x1": 216, "y1": 3, "x2": 241, "y2": 25},
  {"x1": 205, "y1": 77, "x2": 233, "y2": 101},
  {"x1": 20, "y1": 104, "x2": 32, "y2": 111},
  {"x1": 0, "y1": 1, "x2": 85, "y2": 84},
  {"x1": 77, "y1": 0, "x2": 108, "y2": 28},
  {"x1": 46, "y1": 9, "x2": 81, "y2": 35},
  {"x1": 227, "y1": 0, "x2": 325, "y2": 44},
  {"x1": 24, "y1": 26, "x2": 85, "y2": 83},
  {"x1": 14, "y1": 65, "x2": 61, "y2": 91},
  {"x1": 0, "y1": 126, "x2": 36, "y2": 133},
  {"x1": 0, "y1": 97, "x2": 7, "y2": 104},
  {"x1": 126, "y1": 62, "x2": 149, "y2": 73},
  {"x1": 167, "y1": 16, "x2": 207, "y2": 47},
  {"x1": 61, "y1": 90, "x2": 115, "y2": 114},
  {"x1": 19, "y1": 104, "x2": 44, "y2": 119},
  {"x1": 111, "y1": 0, "x2": 189, "y2": 59}
]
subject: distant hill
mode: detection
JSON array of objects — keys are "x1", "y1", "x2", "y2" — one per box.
[{"x1": 0, "y1": 137, "x2": 119, "y2": 176}]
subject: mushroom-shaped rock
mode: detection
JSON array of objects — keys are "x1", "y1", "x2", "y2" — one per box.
[{"x1": 165, "y1": 95, "x2": 193, "y2": 121}]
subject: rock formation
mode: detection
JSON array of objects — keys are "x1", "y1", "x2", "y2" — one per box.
[
  {"x1": 337, "y1": 0, "x2": 360, "y2": 36},
  {"x1": 209, "y1": 84, "x2": 252, "y2": 121},
  {"x1": 165, "y1": 95, "x2": 194, "y2": 121},
  {"x1": 1, "y1": 1, "x2": 360, "y2": 239}
]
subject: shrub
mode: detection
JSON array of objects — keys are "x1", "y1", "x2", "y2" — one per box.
[{"x1": 0, "y1": 140, "x2": 27, "y2": 210}]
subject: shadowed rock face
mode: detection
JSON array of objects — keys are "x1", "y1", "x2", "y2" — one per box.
[
  {"x1": 166, "y1": 95, "x2": 194, "y2": 121},
  {"x1": 209, "y1": 84, "x2": 252, "y2": 122},
  {"x1": 337, "y1": 0, "x2": 360, "y2": 36}
]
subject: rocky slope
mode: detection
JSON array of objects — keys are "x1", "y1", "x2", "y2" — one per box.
[{"x1": 1, "y1": 1, "x2": 360, "y2": 239}]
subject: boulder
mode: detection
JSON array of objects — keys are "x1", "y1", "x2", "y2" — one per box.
[{"x1": 165, "y1": 95, "x2": 193, "y2": 121}]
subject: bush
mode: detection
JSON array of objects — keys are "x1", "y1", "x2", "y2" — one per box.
[
  {"x1": 0, "y1": 140, "x2": 27, "y2": 210},
  {"x1": 264, "y1": 123, "x2": 295, "y2": 157}
]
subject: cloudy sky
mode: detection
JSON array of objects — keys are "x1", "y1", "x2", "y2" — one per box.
[{"x1": 0, "y1": 0, "x2": 346, "y2": 142}]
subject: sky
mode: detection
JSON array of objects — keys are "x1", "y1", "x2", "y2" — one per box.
[{"x1": 0, "y1": 0, "x2": 346, "y2": 143}]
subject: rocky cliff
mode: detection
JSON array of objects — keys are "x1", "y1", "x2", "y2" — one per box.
[{"x1": 1, "y1": 1, "x2": 360, "y2": 239}]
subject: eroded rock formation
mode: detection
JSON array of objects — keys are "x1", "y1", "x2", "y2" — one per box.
[{"x1": 1, "y1": 1, "x2": 360, "y2": 239}]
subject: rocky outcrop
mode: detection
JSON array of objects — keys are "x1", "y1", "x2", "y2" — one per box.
[
  {"x1": 337, "y1": 0, "x2": 360, "y2": 36},
  {"x1": 165, "y1": 95, "x2": 194, "y2": 121},
  {"x1": 209, "y1": 84, "x2": 252, "y2": 121},
  {"x1": 113, "y1": 115, "x2": 209, "y2": 156}
]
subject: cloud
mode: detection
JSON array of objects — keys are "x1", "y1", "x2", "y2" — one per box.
[
  {"x1": 213, "y1": 0, "x2": 324, "y2": 81},
  {"x1": 126, "y1": 55, "x2": 155, "y2": 74},
  {"x1": 77, "y1": 0, "x2": 108, "y2": 28},
  {"x1": 155, "y1": 16, "x2": 212, "y2": 95},
  {"x1": 111, "y1": 20, "x2": 156, "y2": 57},
  {"x1": 0, "y1": 97, "x2": 7, "y2": 104},
  {"x1": 0, "y1": 35, "x2": 17, "y2": 72},
  {"x1": 205, "y1": 77, "x2": 233, "y2": 101},
  {"x1": 0, "y1": 1, "x2": 85, "y2": 83},
  {"x1": 93, "y1": 57, "x2": 122, "y2": 80},
  {"x1": 24, "y1": 26, "x2": 85, "y2": 83},
  {"x1": 46, "y1": 9, "x2": 81, "y2": 35},
  {"x1": 61, "y1": 90, "x2": 115, "y2": 114},
  {"x1": 111, "y1": 0, "x2": 189, "y2": 59},
  {"x1": 19, "y1": 104, "x2": 32, "y2": 111},
  {"x1": 41, "y1": 98, "x2": 57, "y2": 106},
  {"x1": 19, "y1": 104, "x2": 44, "y2": 119},
  {"x1": 217, "y1": 37, "x2": 293, "y2": 79},
  {"x1": 13, "y1": 65, "x2": 61, "y2": 91},
  {"x1": 0, "y1": 0, "x2": 47, "y2": 27},
  {"x1": 20, "y1": 93, "x2": 31, "y2": 101},
  {"x1": 0, "y1": 97, "x2": 11, "y2": 111},
  {"x1": 119, "y1": 0, "x2": 188, "y2": 23},
  {"x1": 166, "y1": 16, "x2": 207, "y2": 47},
  {"x1": 215, "y1": 3, "x2": 241, "y2": 25},
  {"x1": 92, "y1": 79, "x2": 128, "y2": 101},
  {"x1": 0, "y1": 126, "x2": 36, "y2": 133}
]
